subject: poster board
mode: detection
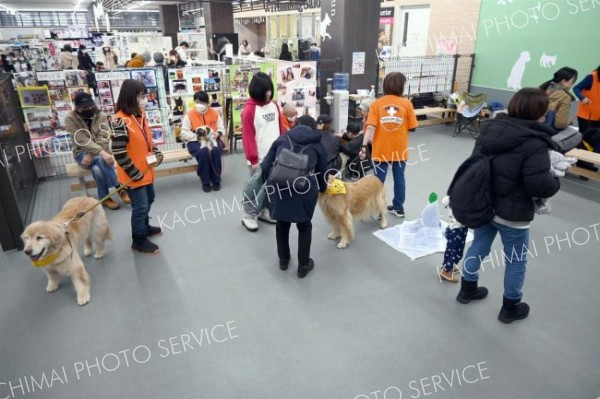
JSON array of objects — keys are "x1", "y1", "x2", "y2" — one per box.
[
  {"x1": 228, "y1": 61, "x2": 278, "y2": 133},
  {"x1": 275, "y1": 60, "x2": 317, "y2": 118}
]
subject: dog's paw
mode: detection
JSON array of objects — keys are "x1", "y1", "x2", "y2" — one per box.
[
  {"x1": 83, "y1": 244, "x2": 92, "y2": 257},
  {"x1": 77, "y1": 294, "x2": 90, "y2": 306},
  {"x1": 94, "y1": 250, "x2": 105, "y2": 259},
  {"x1": 46, "y1": 283, "x2": 59, "y2": 293},
  {"x1": 327, "y1": 232, "x2": 340, "y2": 240},
  {"x1": 379, "y1": 220, "x2": 388, "y2": 229},
  {"x1": 336, "y1": 241, "x2": 348, "y2": 249}
]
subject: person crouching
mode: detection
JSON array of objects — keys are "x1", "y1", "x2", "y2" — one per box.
[{"x1": 180, "y1": 91, "x2": 225, "y2": 192}]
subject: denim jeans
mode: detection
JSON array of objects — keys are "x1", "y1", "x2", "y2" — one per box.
[
  {"x1": 372, "y1": 160, "x2": 406, "y2": 210},
  {"x1": 126, "y1": 184, "x2": 155, "y2": 238},
  {"x1": 75, "y1": 152, "x2": 119, "y2": 199},
  {"x1": 462, "y1": 221, "x2": 529, "y2": 300},
  {"x1": 187, "y1": 141, "x2": 222, "y2": 186}
]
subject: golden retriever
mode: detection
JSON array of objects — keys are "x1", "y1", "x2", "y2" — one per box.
[
  {"x1": 21, "y1": 197, "x2": 112, "y2": 306},
  {"x1": 318, "y1": 175, "x2": 388, "y2": 249}
]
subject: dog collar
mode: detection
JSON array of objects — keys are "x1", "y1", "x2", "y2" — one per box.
[
  {"x1": 31, "y1": 251, "x2": 59, "y2": 268},
  {"x1": 325, "y1": 178, "x2": 347, "y2": 195}
]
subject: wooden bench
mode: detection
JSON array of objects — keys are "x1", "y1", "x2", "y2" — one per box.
[
  {"x1": 565, "y1": 149, "x2": 600, "y2": 181},
  {"x1": 414, "y1": 107, "x2": 456, "y2": 127},
  {"x1": 66, "y1": 149, "x2": 196, "y2": 195}
]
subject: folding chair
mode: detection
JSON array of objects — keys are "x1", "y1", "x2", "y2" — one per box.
[{"x1": 453, "y1": 92, "x2": 488, "y2": 138}]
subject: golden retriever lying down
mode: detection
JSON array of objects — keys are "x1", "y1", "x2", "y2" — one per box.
[
  {"x1": 21, "y1": 197, "x2": 112, "y2": 306},
  {"x1": 318, "y1": 175, "x2": 388, "y2": 249}
]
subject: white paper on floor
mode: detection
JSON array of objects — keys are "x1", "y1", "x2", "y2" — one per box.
[{"x1": 373, "y1": 199, "x2": 473, "y2": 260}]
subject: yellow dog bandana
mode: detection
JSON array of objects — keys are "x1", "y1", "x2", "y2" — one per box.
[
  {"x1": 325, "y1": 178, "x2": 347, "y2": 195},
  {"x1": 31, "y1": 252, "x2": 59, "y2": 268}
]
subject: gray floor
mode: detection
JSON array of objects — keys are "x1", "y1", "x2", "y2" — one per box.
[{"x1": 1, "y1": 125, "x2": 599, "y2": 399}]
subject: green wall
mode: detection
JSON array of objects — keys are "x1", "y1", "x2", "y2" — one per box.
[{"x1": 472, "y1": 0, "x2": 600, "y2": 91}]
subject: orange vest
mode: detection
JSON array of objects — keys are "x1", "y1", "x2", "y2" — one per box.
[
  {"x1": 115, "y1": 110, "x2": 155, "y2": 188},
  {"x1": 577, "y1": 71, "x2": 600, "y2": 121},
  {"x1": 186, "y1": 108, "x2": 220, "y2": 132}
]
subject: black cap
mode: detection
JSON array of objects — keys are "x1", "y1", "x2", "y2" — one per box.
[
  {"x1": 297, "y1": 115, "x2": 317, "y2": 130},
  {"x1": 316, "y1": 114, "x2": 332, "y2": 124},
  {"x1": 74, "y1": 92, "x2": 95, "y2": 108}
]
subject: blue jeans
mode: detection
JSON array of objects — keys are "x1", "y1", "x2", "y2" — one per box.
[
  {"x1": 373, "y1": 160, "x2": 406, "y2": 210},
  {"x1": 126, "y1": 184, "x2": 155, "y2": 238},
  {"x1": 462, "y1": 221, "x2": 529, "y2": 300},
  {"x1": 75, "y1": 152, "x2": 119, "y2": 199},
  {"x1": 187, "y1": 141, "x2": 222, "y2": 186}
]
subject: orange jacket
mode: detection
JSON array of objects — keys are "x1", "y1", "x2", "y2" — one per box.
[
  {"x1": 126, "y1": 55, "x2": 145, "y2": 68},
  {"x1": 112, "y1": 110, "x2": 156, "y2": 188},
  {"x1": 577, "y1": 71, "x2": 600, "y2": 121}
]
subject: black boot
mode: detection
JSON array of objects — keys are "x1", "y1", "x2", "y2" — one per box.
[
  {"x1": 297, "y1": 258, "x2": 314, "y2": 278},
  {"x1": 145, "y1": 217, "x2": 163, "y2": 237},
  {"x1": 131, "y1": 235, "x2": 159, "y2": 254},
  {"x1": 279, "y1": 258, "x2": 290, "y2": 270},
  {"x1": 147, "y1": 225, "x2": 163, "y2": 237},
  {"x1": 498, "y1": 297, "x2": 530, "y2": 324},
  {"x1": 456, "y1": 279, "x2": 488, "y2": 304}
]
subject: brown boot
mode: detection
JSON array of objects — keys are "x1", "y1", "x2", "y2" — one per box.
[
  {"x1": 439, "y1": 267, "x2": 459, "y2": 283},
  {"x1": 118, "y1": 190, "x2": 131, "y2": 204},
  {"x1": 102, "y1": 198, "x2": 120, "y2": 210}
]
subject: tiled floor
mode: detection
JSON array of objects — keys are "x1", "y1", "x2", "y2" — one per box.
[{"x1": 1, "y1": 125, "x2": 599, "y2": 399}]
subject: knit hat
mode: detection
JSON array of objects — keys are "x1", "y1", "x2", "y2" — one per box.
[
  {"x1": 358, "y1": 98, "x2": 374, "y2": 113},
  {"x1": 74, "y1": 92, "x2": 95, "y2": 108},
  {"x1": 141, "y1": 51, "x2": 152, "y2": 63}
]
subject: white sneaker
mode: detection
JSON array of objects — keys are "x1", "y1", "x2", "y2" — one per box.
[
  {"x1": 257, "y1": 209, "x2": 276, "y2": 224},
  {"x1": 242, "y1": 215, "x2": 259, "y2": 232}
]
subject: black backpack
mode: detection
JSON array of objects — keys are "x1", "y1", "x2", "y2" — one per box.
[
  {"x1": 269, "y1": 135, "x2": 312, "y2": 192},
  {"x1": 447, "y1": 152, "x2": 495, "y2": 229}
]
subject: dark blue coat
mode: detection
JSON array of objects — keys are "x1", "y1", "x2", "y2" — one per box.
[{"x1": 261, "y1": 125, "x2": 328, "y2": 223}]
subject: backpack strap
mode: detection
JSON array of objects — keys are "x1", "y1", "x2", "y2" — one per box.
[{"x1": 286, "y1": 134, "x2": 310, "y2": 154}]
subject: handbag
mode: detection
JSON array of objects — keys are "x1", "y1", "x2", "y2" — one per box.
[{"x1": 551, "y1": 126, "x2": 583, "y2": 153}]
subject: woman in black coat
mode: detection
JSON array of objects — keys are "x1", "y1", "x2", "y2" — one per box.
[
  {"x1": 456, "y1": 88, "x2": 561, "y2": 324},
  {"x1": 261, "y1": 116, "x2": 328, "y2": 278}
]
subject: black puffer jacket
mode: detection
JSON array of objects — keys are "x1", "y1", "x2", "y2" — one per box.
[
  {"x1": 475, "y1": 114, "x2": 560, "y2": 222},
  {"x1": 262, "y1": 125, "x2": 328, "y2": 223}
]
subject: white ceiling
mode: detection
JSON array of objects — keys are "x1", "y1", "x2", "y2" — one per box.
[
  {"x1": 0, "y1": 0, "x2": 94, "y2": 11},
  {"x1": 0, "y1": 0, "x2": 184, "y2": 12}
]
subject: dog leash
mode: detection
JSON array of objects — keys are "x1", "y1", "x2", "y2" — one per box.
[{"x1": 60, "y1": 164, "x2": 153, "y2": 229}]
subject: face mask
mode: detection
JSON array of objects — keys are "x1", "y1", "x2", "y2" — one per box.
[
  {"x1": 195, "y1": 103, "x2": 208, "y2": 113},
  {"x1": 170, "y1": 57, "x2": 177, "y2": 62},
  {"x1": 138, "y1": 98, "x2": 148, "y2": 110},
  {"x1": 78, "y1": 108, "x2": 96, "y2": 119}
]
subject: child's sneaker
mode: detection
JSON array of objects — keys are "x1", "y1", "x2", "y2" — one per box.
[
  {"x1": 386, "y1": 206, "x2": 405, "y2": 218},
  {"x1": 439, "y1": 267, "x2": 459, "y2": 283}
]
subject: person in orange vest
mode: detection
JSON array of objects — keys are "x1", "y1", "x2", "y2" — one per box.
[
  {"x1": 281, "y1": 103, "x2": 298, "y2": 131},
  {"x1": 180, "y1": 91, "x2": 225, "y2": 192},
  {"x1": 111, "y1": 79, "x2": 164, "y2": 255},
  {"x1": 573, "y1": 65, "x2": 600, "y2": 134}
]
